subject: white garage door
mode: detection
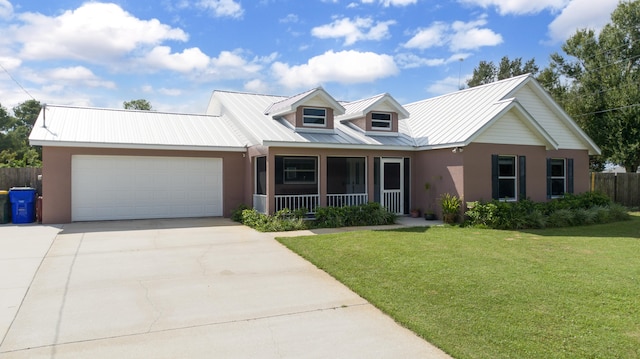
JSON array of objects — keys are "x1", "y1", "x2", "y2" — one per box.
[{"x1": 72, "y1": 155, "x2": 223, "y2": 221}]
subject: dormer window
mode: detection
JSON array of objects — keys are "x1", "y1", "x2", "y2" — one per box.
[
  {"x1": 371, "y1": 112, "x2": 392, "y2": 130},
  {"x1": 303, "y1": 107, "x2": 327, "y2": 127}
]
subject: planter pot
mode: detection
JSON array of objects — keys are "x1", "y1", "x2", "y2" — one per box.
[
  {"x1": 410, "y1": 210, "x2": 421, "y2": 218},
  {"x1": 442, "y1": 213, "x2": 457, "y2": 224},
  {"x1": 424, "y1": 213, "x2": 437, "y2": 221}
]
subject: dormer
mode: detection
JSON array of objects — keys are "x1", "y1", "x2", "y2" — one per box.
[
  {"x1": 264, "y1": 87, "x2": 345, "y2": 133},
  {"x1": 339, "y1": 93, "x2": 409, "y2": 137}
]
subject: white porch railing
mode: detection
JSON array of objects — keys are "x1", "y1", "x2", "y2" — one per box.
[
  {"x1": 253, "y1": 194, "x2": 267, "y2": 214},
  {"x1": 326, "y1": 193, "x2": 368, "y2": 207},
  {"x1": 382, "y1": 190, "x2": 403, "y2": 214},
  {"x1": 275, "y1": 194, "x2": 319, "y2": 213}
]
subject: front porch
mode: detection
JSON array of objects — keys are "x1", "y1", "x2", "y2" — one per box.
[{"x1": 252, "y1": 155, "x2": 409, "y2": 215}]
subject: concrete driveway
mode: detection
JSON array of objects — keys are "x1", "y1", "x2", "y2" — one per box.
[{"x1": 0, "y1": 218, "x2": 451, "y2": 358}]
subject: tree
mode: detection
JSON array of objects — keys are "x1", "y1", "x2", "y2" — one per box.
[
  {"x1": 547, "y1": 1, "x2": 640, "y2": 172},
  {"x1": 0, "y1": 100, "x2": 42, "y2": 167},
  {"x1": 123, "y1": 99, "x2": 152, "y2": 111},
  {"x1": 467, "y1": 56, "x2": 539, "y2": 87}
]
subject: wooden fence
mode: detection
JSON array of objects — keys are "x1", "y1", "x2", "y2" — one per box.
[
  {"x1": 0, "y1": 167, "x2": 42, "y2": 194},
  {"x1": 591, "y1": 172, "x2": 640, "y2": 208}
]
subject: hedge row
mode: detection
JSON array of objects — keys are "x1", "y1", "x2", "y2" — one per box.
[
  {"x1": 465, "y1": 192, "x2": 630, "y2": 230},
  {"x1": 231, "y1": 202, "x2": 396, "y2": 232}
]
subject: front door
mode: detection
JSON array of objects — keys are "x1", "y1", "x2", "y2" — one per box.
[{"x1": 381, "y1": 158, "x2": 403, "y2": 214}]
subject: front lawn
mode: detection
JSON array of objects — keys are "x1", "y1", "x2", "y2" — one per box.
[{"x1": 277, "y1": 214, "x2": 640, "y2": 359}]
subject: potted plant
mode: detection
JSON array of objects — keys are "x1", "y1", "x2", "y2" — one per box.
[
  {"x1": 440, "y1": 193, "x2": 461, "y2": 224},
  {"x1": 410, "y1": 208, "x2": 421, "y2": 218}
]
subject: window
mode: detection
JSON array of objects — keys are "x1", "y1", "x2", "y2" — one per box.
[
  {"x1": 497, "y1": 156, "x2": 517, "y2": 200},
  {"x1": 283, "y1": 157, "x2": 317, "y2": 184},
  {"x1": 492, "y1": 155, "x2": 526, "y2": 201},
  {"x1": 549, "y1": 158, "x2": 566, "y2": 197},
  {"x1": 371, "y1": 112, "x2": 391, "y2": 130},
  {"x1": 302, "y1": 107, "x2": 326, "y2": 127},
  {"x1": 547, "y1": 158, "x2": 574, "y2": 198}
]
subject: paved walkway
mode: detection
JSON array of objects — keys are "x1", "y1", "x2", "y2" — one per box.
[{"x1": 0, "y1": 218, "x2": 450, "y2": 358}]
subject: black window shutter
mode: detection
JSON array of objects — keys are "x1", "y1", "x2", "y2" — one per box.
[
  {"x1": 404, "y1": 158, "x2": 411, "y2": 214},
  {"x1": 373, "y1": 157, "x2": 380, "y2": 203},
  {"x1": 567, "y1": 158, "x2": 574, "y2": 194},
  {"x1": 491, "y1": 154, "x2": 499, "y2": 199},
  {"x1": 546, "y1": 158, "x2": 552, "y2": 199},
  {"x1": 519, "y1": 156, "x2": 526, "y2": 200}
]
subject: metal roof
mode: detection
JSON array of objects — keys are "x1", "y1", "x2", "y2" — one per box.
[
  {"x1": 29, "y1": 105, "x2": 249, "y2": 151},
  {"x1": 263, "y1": 87, "x2": 346, "y2": 117},
  {"x1": 339, "y1": 93, "x2": 410, "y2": 121},
  {"x1": 405, "y1": 74, "x2": 534, "y2": 148},
  {"x1": 29, "y1": 74, "x2": 600, "y2": 154},
  {"x1": 211, "y1": 90, "x2": 415, "y2": 149}
]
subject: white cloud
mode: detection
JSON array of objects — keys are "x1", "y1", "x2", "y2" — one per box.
[
  {"x1": 13, "y1": 3, "x2": 187, "y2": 63},
  {"x1": 358, "y1": 0, "x2": 417, "y2": 6},
  {"x1": 0, "y1": 0, "x2": 12, "y2": 19},
  {"x1": 426, "y1": 75, "x2": 469, "y2": 95},
  {"x1": 46, "y1": 66, "x2": 116, "y2": 88},
  {"x1": 404, "y1": 17, "x2": 502, "y2": 51},
  {"x1": 457, "y1": 0, "x2": 569, "y2": 15},
  {"x1": 159, "y1": 88, "x2": 182, "y2": 96},
  {"x1": 403, "y1": 22, "x2": 448, "y2": 49},
  {"x1": 197, "y1": 0, "x2": 244, "y2": 18},
  {"x1": 141, "y1": 46, "x2": 210, "y2": 72},
  {"x1": 395, "y1": 53, "x2": 445, "y2": 69},
  {"x1": 199, "y1": 50, "x2": 270, "y2": 80},
  {"x1": 381, "y1": 0, "x2": 417, "y2": 6},
  {"x1": 0, "y1": 56, "x2": 21, "y2": 70},
  {"x1": 449, "y1": 18, "x2": 503, "y2": 50},
  {"x1": 279, "y1": 13, "x2": 299, "y2": 23},
  {"x1": 312, "y1": 17, "x2": 396, "y2": 46},
  {"x1": 546, "y1": 0, "x2": 619, "y2": 43},
  {"x1": 271, "y1": 50, "x2": 398, "y2": 89},
  {"x1": 244, "y1": 79, "x2": 270, "y2": 93}
]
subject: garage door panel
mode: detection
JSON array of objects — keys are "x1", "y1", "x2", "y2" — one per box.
[{"x1": 72, "y1": 155, "x2": 223, "y2": 221}]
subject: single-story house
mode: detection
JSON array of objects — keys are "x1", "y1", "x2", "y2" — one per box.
[{"x1": 29, "y1": 74, "x2": 600, "y2": 224}]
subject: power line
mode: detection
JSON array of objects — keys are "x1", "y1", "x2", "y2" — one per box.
[
  {"x1": 573, "y1": 103, "x2": 640, "y2": 118},
  {"x1": 0, "y1": 62, "x2": 36, "y2": 101}
]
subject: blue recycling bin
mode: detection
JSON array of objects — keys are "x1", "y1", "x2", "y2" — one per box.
[{"x1": 9, "y1": 187, "x2": 37, "y2": 224}]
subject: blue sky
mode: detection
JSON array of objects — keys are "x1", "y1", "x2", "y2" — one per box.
[{"x1": 0, "y1": 0, "x2": 620, "y2": 113}]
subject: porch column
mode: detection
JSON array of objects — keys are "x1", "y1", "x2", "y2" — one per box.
[
  {"x1": 319, "y1": 155, "x2": 327, "y2": 208},
  {"x1": 267, "y1": 153, "x2": 275, "y2": 215},
  {"x1": 367, "y1": 156, "x2": 375, "y2": 204}
]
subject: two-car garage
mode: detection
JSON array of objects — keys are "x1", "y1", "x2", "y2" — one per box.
[
  {"x1": 71, "y1": 155, "x2": 224, "y2": 222},
  {"x1": 29, "y1": 105, "x2": 249, "y2": 224}
]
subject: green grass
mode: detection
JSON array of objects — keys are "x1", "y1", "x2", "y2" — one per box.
[{"x1": 277, "y1": 213, "x2": 640, "y2": 359}]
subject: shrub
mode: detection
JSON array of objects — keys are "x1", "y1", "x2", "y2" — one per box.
[
  {"x1": 464, "y1": 192, "x2": 629, "y2": 230},
  {"x1": 314, "y1": 202, "x2": 395, "y2": 228},
  {"x1": 608, "y1": 203, "x2": 631, "y2": 221},
  {"x1": 231, "y1": 204, "x2": 250, "y2": 222},
  {"x1": 547, "y1": 209, "x2": 574, "y2": 228},
  {"x1": 236, "y1": 202, "x2": 396, "y2": 232},
  {"x1": 239, "y1": 208, "x2": 308, "y2": 232}
]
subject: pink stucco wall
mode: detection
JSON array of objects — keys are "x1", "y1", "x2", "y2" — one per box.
[{"x1": 40, "y1": 147, "x2": 246, "y2": 224}]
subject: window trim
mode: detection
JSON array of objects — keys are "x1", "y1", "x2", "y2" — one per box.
[
  {"x1": 282, "y1": 156, "x2": 317, "y2": 184},
  {"x1": 497, "y1": 155, "x2": 517, "y2": 202},
  {"x1": 302, "y1": 107, "x2": 327, "y2": 127},
  {"x1": 371, "y1": 112, "x2": 392, "y2": 131}
]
